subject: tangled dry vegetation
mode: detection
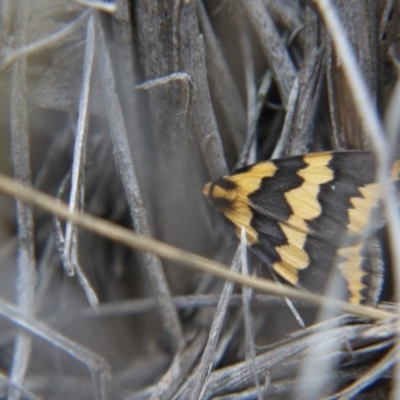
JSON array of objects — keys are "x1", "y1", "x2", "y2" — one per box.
[{"x1": 0, "y1": 0, "x2": 400, "y2": 399}]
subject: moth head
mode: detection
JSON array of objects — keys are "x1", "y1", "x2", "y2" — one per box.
[{"x1": 203, "y1": 177, "x2": 238, "y2": 212}]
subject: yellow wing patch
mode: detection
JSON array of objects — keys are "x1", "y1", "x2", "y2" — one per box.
[
  {"x1": 347, "y1": 183, "x2": 379, "y2": 235},
  {"x1": 337, "y1": 243, "x2": 366, "y2": 304},
  {"x1": 273, "y1": 153, "x2": 334, "y2": 283},
  {"x1": 203, "y1": 162, "x2": 277, "y2": 245}
]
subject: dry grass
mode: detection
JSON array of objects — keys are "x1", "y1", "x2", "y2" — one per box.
[{"x1": 0, "y1": 0, "x2": 399, "y2": 399}]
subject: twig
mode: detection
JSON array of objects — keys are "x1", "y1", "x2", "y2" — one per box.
[
  {"x1": 8, "y1": 3, "x2": 36, "y2": 399},
  {"x1": 333, "y1": 345, "x2": 398, "y2": 400},
  {"x1": 240, "y1": 18, "x2": 257, "y2": 165},
  {"x1": 272, "y1": 77, "x2": 300, "y2": 158},
  {"x1": 151, "y1": 330, "x2": 207, "y2": 400},
  {"x1": 283, "y1": 25, "x2": 324, "y2": 155},
  {"x1": 54, "y1": 173, "x2": 99, "y2": 307},
  {"x1": 0, "y1": 173, "x2": 396, "y2": 321},
  {"x1": 180, "y1": 1, "x2": 228, "y2": 179},
  {"x1": 196, "y1": 0, "x2": 246, "y2": 153},
  {"x1": 72, "y1": 0, "x2": 117, "y2": 13},
  {"x1": 63, "y1": 12, "x2": 96, "y2": 276},
  {"x1": 242, "y1": 0, "x2": 297, "y2": 106},
  {"x1": 236, "y1": 69, "x2": 272, "y2": 169},
  {"x1": 202, "y1": 324, "x2": 364, "y2": 398},
  {"x1": 296, "y1": 311, "x2": 343, "y2": 399},
  {"x1": 0, "y1": 372, "x2": 41, "y2": 400},
  {"x1": 189, "y1": 250, "x2": 241, "y2": 400},
  {"x1": 0, "y1": 296, "x2": 110, "y2": 398},
  {"x1": 79, "y1": 293, "x2": 298, "y2": 318},
  {"x1": 384, "y1": 50, "x2": 400, "y2": 149},
  {"x1": 263, "y1": 0, "x2": 304, "y2": 40},
  {"x1": 135, "y1": 72, "x2": 193, "y2": 113},
  {"x1": 1, "y1": 11, "x2": 89, "y2": 69},
  {"x1": 96, "y1": 16, "x2": 185, "y2": 352},
  {"x1": 270, "y1": 270, "x2": 305, "y2": 329},
  {"x1": 240, "y1": 229, "x2": 262, "y2": 400}
]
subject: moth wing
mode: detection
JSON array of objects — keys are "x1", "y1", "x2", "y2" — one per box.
[{"x1": 239, "y1": 152, "x2": 384, "y2": 304}]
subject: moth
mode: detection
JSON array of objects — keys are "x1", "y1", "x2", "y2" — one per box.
[{"x1": 204, "y1": 151, "x2": 400, "y2": 305}]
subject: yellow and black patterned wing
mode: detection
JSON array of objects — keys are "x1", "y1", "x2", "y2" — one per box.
[{"x1": 204, "y1": 151, "x2": 400, "y2": 305}]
